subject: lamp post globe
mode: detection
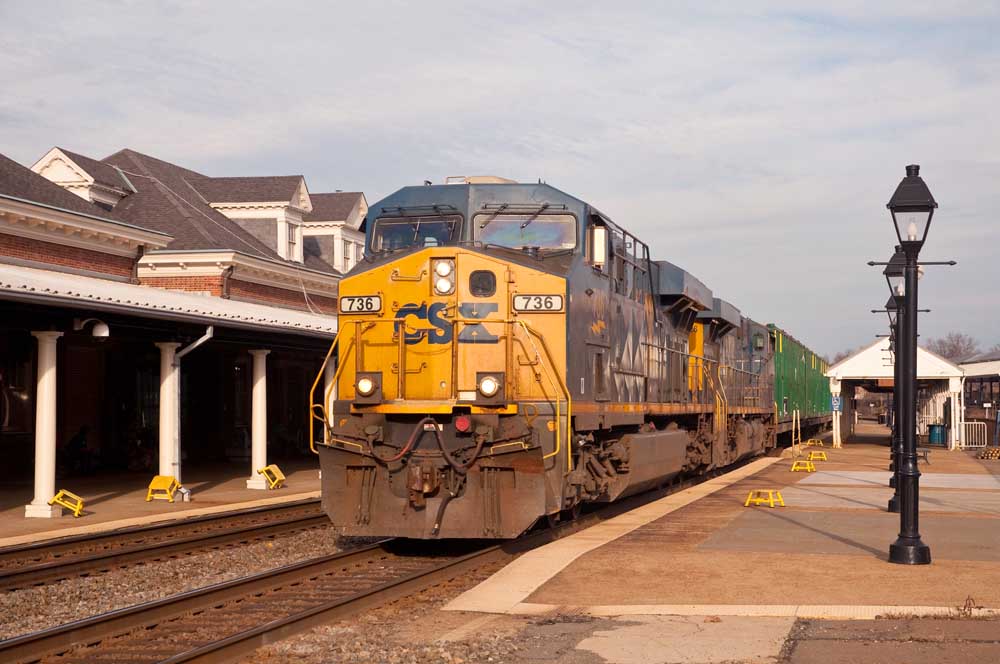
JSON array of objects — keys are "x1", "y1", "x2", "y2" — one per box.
[
  {"x1": 887, "y1": 165, "x2": 937, "y2": 250},
  {"x1": 884, "y1": 249, "x2": 906, "y2": 298}
]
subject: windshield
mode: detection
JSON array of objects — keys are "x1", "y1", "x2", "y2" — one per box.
[
  {"x1": 370, "y1": 215, "x2": 462, "y2": 252},
  {"x1": 474, "y1": 213, "x2": 577, "y2": 252}
]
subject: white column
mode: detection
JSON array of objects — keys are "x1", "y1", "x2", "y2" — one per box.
[
  {"x1": 25, "y1": 331, "x2": 63, "y2": 518},
  {"x1": 246, "y1": 349, "x2": 270, "y2": 489},
  {"x1": 323, "y1": 356, "x2": 337, "y2": 444},
  {"x1": 156, "y1": 343, "x2": 181, "y2": 479},
  {"x1": 276, "y1": 210, "x2": 289, "y2": 259},
  {"x1": 832, "y1": 393, "x2": 842, "y2": 448},
  {"x1": 950, "y1": 392, "x2": 960, "y2": 450}
]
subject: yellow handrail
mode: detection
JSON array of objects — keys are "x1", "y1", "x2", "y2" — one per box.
[
  {"x1": 512, "y1": 320, "x2": 573, "y2": 473},
  {"x1": 309, "y1": 316, "x2": 572, "y2": 472},
  {"x1": 308, "y1": 328, "x2": 344, "y2": 454}
]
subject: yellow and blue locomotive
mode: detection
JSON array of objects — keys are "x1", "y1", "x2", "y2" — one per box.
[{"x1": 311, "y1": 177, "x2": 824, "y2": 539}]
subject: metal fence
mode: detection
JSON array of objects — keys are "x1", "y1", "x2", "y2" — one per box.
[{"x1": 961, "y1": 421, "x2": 988, "y2": 448}]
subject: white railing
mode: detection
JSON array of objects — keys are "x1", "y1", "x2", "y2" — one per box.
[{"x1": 961, "y1": 421, "x2": 988, "y2": 448}]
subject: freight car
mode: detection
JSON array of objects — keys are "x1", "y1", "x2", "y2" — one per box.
[
  {"x1": 310, "y1": 178, "x2": 830, "y2": 539},
  {"x1": 770, "y1": 325, "x2": 832, "y2": 434}
]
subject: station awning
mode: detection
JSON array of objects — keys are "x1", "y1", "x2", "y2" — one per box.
[{"x1": 0, "y1": 263, "x2": 337, "y2": 338}]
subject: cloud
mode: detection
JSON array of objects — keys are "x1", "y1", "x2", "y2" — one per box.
[{"x1": 1, "y1": 1, "x2": 998, "y2": 354}]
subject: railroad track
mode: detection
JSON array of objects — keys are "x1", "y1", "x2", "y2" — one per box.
[
  {"x1": 0, "y1": 498, "x2": 327, "y2": 591},
  {"x1": 0, "y1": 539, "x2": 509, "y2": 664},
  {"x1": 1, "y1": 457, "x2": 763, "y2": 664}
]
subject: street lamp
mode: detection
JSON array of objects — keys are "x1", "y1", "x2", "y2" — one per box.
[
  {"x1": 886, "y1": 164, "x2": 936, "y2": 566},
  {"x1": 884, "y1": 290, "x2": 902, "y2": 514}
]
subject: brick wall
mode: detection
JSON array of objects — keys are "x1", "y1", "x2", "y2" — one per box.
[
  {"x1": 0, "y1": 233, "x2": 134, "y2": 278},
  {"x1": 229, "y1": 279, "x2": 338, "y2": 314},
  {"x1": 139, "y1": 275, "x2": 226, "y2": 296}
]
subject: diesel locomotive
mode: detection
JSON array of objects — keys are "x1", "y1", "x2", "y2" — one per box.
[{"x1": 310, "y1": 177, "x2": 830, "y2": 539}]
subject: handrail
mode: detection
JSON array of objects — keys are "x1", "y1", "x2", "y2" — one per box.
[
  {"x1": 511, "y1": 319, "x2": 573, "y2": 473},
  {"x1": 309, "y1": 328, "x2": 343, "y2": 454},
  {"x1": 308, "y1": 316, "x2": 572, "y2": 472}
]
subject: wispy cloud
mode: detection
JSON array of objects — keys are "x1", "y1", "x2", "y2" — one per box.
[{"x1": 1, "y1": 1, "x2": 998, "y2": 354}]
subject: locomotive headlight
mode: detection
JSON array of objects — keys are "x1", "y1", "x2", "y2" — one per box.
[
  {"x1": 434, "y1": 276, "x2": 455, "y2": 295},
  {"x1": 434, "y1": 260, "x2": 453, "y2": 277},
  {"x1": 356, "y1": 377, "x2": 376, "y2": 396},
  {"x1": 478, "y1": 375, "x2": 500, "y2": 398},
  {"x1": 432, "y1": 260, "x2": 455, "y2": 294}
]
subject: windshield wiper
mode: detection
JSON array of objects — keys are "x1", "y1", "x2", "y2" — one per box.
[
  {"x1": 520, "y1": 204, "x2": 549, "y2": 230},
  {"x1": 479, "y1": 204, "x2": 508, "y2": 230}
]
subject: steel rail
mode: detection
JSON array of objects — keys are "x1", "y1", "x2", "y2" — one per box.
[
  {"x1": 1, "y1": 454, "x2": 766, "y2": 664},
  {"x1": 0, "y1": 499, "x2": 325, "y2": 591},
  {"x1": 0, "y1": 544, "x2": 395, "y2": 664}
]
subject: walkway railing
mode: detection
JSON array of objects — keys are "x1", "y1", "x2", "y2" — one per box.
[{"x1": 961, "y1": 421, "x2": 988, "y2": 448}]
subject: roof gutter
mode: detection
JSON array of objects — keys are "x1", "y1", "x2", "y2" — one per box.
[{"x1": 0, "y1": 288, "x2": 336, "y2": 340}]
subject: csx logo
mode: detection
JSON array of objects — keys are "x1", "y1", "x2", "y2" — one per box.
[{"x1": 396, "y1": 302, "x2": 499, "y2": 344}]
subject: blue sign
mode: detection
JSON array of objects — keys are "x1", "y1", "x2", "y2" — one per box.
[{"x1": 831, "y1": 395, "x2": 842, "y2": 412}]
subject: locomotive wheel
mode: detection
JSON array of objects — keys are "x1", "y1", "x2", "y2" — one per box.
[{"x1": 545, "y1": 512, "x2": 561, "y2": 528}]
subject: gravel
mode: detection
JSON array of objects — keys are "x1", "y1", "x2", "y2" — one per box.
[
  {"x1": 0, "y1": 526, "x2": 342, "y2": 640},
  {"x1": 250, "y1": 559, "x2": 524, "y2": 664}
]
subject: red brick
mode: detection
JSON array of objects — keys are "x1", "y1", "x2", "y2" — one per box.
[
  {"x1": 229, "y1": 279, "x2": 337, "y2": 314},
  {"x1": 0, "y1": 233, "x2": 133, "y2": 278},
  {"x1": 139, "y1": 275, "x2": 225, "y2": 296}
]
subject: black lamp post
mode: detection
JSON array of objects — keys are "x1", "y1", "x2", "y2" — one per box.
[
  {"x1": 884, "y1": 285, "x2": 902, "y2": 514},
  {"x1": 886, "y1": 164, "x2": 936, "y2": 566}
]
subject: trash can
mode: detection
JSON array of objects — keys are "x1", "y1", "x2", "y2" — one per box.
[{"x1": 928, "y1": 424, "x2": 946, "y2": 446}]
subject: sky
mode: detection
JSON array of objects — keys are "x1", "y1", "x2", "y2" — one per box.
[{"x1": 1, "y1": 1, "x2": 998, "y2": 357}]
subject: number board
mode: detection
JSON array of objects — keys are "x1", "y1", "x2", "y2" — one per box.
[
  {"x1": 339, "y1": 295, "x2": 382, "y2": 313},
  {"x1": 512, "y1": 294, "x2": 564, "y2": 312}
]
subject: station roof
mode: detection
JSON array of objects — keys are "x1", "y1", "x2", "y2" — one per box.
[
  {"x1": 0, "y1": 263, "x2": 337, "y2": 338},
  {"x1": 826, "y1": 338, "x2": 962, "y2": 382}
]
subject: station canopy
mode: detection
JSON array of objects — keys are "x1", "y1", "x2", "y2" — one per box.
[
  {"x1": 826, "y1": 338, "x2": 962, "y2": 391},
  {"x1": 0, "y1": 262, "x2": 337, "y2": 338}
]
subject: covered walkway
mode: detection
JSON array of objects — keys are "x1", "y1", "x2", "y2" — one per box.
[
  {"x1": 825, "y1": 338, "x2": 963, "y2": 449},
  {"x1": 0, "y1": 263, "x2": 336, "y2": 519}
]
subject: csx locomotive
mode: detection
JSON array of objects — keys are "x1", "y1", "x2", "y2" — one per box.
[{"x1": 310, "y1": 177, "x2": 830, "y2": 539}]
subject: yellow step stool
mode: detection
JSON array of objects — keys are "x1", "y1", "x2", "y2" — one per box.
[
  {"x1": 744, "y1": 489, "x2": 785, "y2": 508},
  {"x1": 146, "y1": 475, "x2": 181, "y2": 502},
  {"x1": 257, "y1": 464, "x2": 286, "y2": 490},
  {"x1": 805, "y1": 439, "x2": 825, "y2": 447},
  {"x1": 791, "y1": 460, "x2": 816, "y2": 472},
  {"x1": 808, "y1": 450, "x2": 828, "y2": 462},
  {"x1": 48, "y1": 489, "x2": 85, "y2": 517}
]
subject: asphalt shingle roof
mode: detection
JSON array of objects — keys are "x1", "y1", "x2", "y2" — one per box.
[
  {"x1": 190, "y1": 176, "x2": 304, "y2": 204},
  {"x1": 101, "y1": 149, "x2": 282, "y2": 258},
  {"x1": 57, "y1": 148, "x2": 130, "y2": 191},
  {"x1": 0, "y1": 153, "x2": 127, "y2": 222},
  {"x1": 304, "y1": 192, "x2": 362, "y2": 222}
]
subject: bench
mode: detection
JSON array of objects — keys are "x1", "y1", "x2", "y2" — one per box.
[{"x1": 917, "y1": 447, "x2": 931, "y2": 464}]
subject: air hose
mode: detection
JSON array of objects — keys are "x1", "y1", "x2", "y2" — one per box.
[{"x1": 369, "y1": 416, "x2": 486, "y2": 473}]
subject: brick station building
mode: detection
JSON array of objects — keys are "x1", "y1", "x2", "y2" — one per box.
[{"x1": 0, "y1": 148, "x2": 364, "y2": 517}]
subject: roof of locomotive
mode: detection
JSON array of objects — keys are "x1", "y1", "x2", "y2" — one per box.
[
  {"x1": 654, "y1": 260, "x2": 713, "y2": 311},
  {"x1": 367, "y1": 181, "x2": 589, "y2": 222}
]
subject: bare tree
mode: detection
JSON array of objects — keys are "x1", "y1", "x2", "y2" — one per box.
[
  {"x1": 831, "y1": 347, "x2": 859, "y2": 364},
  {"x1": 925, "y1": 332, "x2": 979, "y2": 362}
]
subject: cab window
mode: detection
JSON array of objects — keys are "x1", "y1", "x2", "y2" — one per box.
[
  {"x1": 370, "y1": 215, "x2": 461, "y2": 252},
  {"x1": 474, "y1": 213, "x2": 576, "y2": 252}
]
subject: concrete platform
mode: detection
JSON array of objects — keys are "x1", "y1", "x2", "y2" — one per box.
[
  {"x1": 0, "y1": 458, "x2": 320, "y2": 547},
  {"x1": 448, "y1": 424, "x2": 1000, "y2": 618}
]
